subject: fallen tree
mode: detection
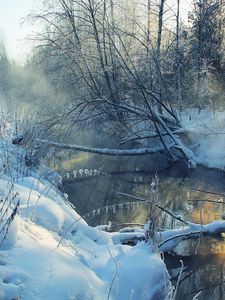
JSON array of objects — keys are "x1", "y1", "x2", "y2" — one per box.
[
  {"x1": 38, "y1": 139, "x2": 175, "y2": 156},
  {"x1": 38, "y1": 136, "x2": 198, "y2": 168},
  {"x1": 110, "y1": 217, "x2": 225, "y2": 253}
]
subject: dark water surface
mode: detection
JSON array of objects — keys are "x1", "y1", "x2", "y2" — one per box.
[{"x1": 61, "y1": 153, "x2": 225, "y2": 299}]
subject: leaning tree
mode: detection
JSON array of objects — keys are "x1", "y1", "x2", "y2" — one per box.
[{"x1": 29, "y1": 0, "x2": 200, "y2": 166}]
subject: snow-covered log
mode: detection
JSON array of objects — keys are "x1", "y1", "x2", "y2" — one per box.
[
  {"x1": 158, "y1": 221, "x2": 225, "y2": 252},
  {"x1": 111, "y1": 220, "x2": 225, "y2": 253},
  {"x1": 38, "y1": 139, "x2": 175, "y2": 156},
  {"x1": 153, "y1": 110, "x2": 198, "y2": 167}
]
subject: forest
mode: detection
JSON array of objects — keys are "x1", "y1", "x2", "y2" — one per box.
[{"x1": 0, "y1": 0, "x2": 225, "y2": 299}]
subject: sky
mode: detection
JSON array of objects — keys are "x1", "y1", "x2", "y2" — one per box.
[
  {"x1": 0, "y1": 0, "x2": 193, "y2": 63},
  {"x1": 0, "y1": 0, "x2": 37, "y2": 62}
]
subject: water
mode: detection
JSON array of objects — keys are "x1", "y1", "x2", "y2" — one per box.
[
  {"x1": 165, "y1": 250, "x2": 225, "y2": 299},
  {"x1": 61, "y1": 154, "x2": 225, "y2": 299}
]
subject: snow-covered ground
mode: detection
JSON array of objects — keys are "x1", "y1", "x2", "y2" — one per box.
[
  {"x1": 0, "y1": 139, "x2": 171, "y2": 300},
  {"x1": 181, "y1": 109, "x2": 225, "y2": 169},
  {"x1": 1, "y1": 108, "x2": 225, "y2": 299}
]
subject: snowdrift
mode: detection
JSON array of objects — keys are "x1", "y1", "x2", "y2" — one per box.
[
  {"x1": 0, "y1": 138, "x2": 170, "y2": 300},
  {"x1": 181, "y1": 109, "x2": 225, "y2": 169}
]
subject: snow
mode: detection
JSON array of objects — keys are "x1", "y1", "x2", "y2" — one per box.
[
  {"x1": 3, "y1": 108, "x2": 225, "y2": 299},
  {"x1": 110, "y1": 244, "x2": 168, "y2": 300},
  {"x1": 0, "y1": 138, "x2": 170, "y2": 300},
  {"x1": 39, "y1": 138, "x2": 175, "y2": 156},
  {"x1": 1, "y1": 108, "x2": 225, "y2": 299},
  {"x1": 181, "y1": 109, "x2": 225, "y2": 169},
  {"x1": 158, "y1": 220, "x2": 225, "y2": 252}
]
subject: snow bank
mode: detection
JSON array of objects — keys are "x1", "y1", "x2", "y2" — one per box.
[
  {"x1": 181, "y1": 109, "x2": 225, "y2": 169},
  {"x1": 0, "y1": 138, "x2": 170, "y2": 300},
  {"x1": 111, "y1": 244, "x2": 168, "y2": 300}
]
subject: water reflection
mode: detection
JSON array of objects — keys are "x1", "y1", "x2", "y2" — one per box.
[
  {"x1": 62, "y1": 157, "x2": 225, "y2": 300},
  {"x1": 166, "y1": 251, "x2": 225, "y2": 299}
]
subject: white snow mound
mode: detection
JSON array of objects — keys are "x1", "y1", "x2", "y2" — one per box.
[{"x1": 0, "y1": 174, "x2": 170, "y2": 299}]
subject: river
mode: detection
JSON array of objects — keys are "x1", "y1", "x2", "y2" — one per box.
[{"x1": 60, "y1": 152, "x2": 225, "y2": 299}]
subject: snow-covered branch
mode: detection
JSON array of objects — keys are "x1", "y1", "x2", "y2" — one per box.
[
  {"x1": 110, "y1": 219, "x2": 225, "y2": 253},
  {"x1": 158, "y1": 220, "x2": 225, "y2": 252},
  {"x1": 38, "y1": 139, "x2": 175, "y2": 156}
]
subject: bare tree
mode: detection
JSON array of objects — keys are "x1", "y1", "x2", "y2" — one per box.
[
  {"x1": 176, "y1": 0, "x2": 182, "y2": 110},
  {"x1": 29, "y1": 0, "x2": 199, "y2": 165}
]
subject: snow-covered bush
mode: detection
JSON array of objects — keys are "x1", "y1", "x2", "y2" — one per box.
[
  {"x1": 0, "y1": 112, "x2": 61, "y2": 184},
  {"x1": 0, "y1": 112, "x2": 62, "y2": 249}
]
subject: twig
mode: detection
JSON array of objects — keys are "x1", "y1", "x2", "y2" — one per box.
[
  {"x1": 158, "y1": 231, "x2": 202, "y2": 249},
  {"x1": 110, "y1": 223, "x2": 145, "y2": 231},
  {"x1": 187, "y1": 199, "x2": 225, "y2": 204},
  {"x1": 173, "y1": 260, "x2": 184, "y2": 299},
  {"x1": 193, "y1": 291, "x2": 202, "y2": 300},
  {"x1": 187, "y1": 281, "x2": 225, "y2": 297},
  {"x1": 0, "y1": 184, "x2": 14, "y2": 214},
  {"x1": 106, "y1": 246, "x2": 119, "y2": 300},
  {"x1": 30, "y1": 182, "x2": 52, "y2": 220},
  {"x1": 191, "y1": 188, "x2": 225, "y2": 197},
  {"x1": 117, "y1": 192, "x2": 189, "y2": 225},
  {"x1": 26, "y1": 178, "x2": 36, "y2": 218}
]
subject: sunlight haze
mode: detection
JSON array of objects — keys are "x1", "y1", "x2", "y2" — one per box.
[{"x1": 0, "y1": 0, "x2": 36, "y2": 62}]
